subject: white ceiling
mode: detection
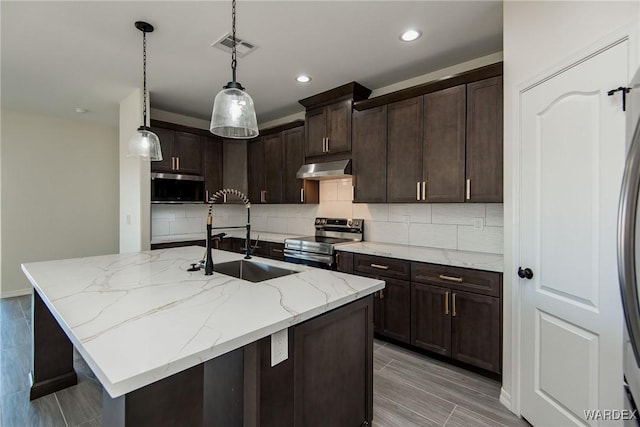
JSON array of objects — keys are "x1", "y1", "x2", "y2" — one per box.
[{"x1": 1, "y1": 1, "x2": 503, "y2": 127}]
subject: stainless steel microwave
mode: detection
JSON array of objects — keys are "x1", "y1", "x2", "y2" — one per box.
[{"x1": 151, "y1": 173, "x2": 204, "y2": 203}]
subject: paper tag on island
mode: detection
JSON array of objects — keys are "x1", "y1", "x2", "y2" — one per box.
[{"x1": 271, "y1": 329, "x2": 288, "y2": 367}]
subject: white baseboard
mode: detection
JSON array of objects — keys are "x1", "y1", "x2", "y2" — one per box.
[
  {"x1": 1, "y1": 288, "x2": 32, "y2": 299},
  {"x1": 500, "y1": 388, "x2": 515, "y2": 413}
]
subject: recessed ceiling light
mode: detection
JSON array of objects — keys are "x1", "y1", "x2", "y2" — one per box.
[
  {"x1": 75, "y1": 107, "x2": 89, "y2": 114},
  {"x1": 296, "y1": 75, "x2": 311, "y2": 83},
  {"x1": 400, "y1": 29, "x2": 422, "y2": 42}
]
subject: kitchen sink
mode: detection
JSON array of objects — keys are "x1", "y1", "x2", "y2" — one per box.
[{"x1": 213, "y1": 260, "x2": 298, "y2": 283}]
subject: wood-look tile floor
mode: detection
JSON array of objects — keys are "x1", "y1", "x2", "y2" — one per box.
[{"x1": 1, "y1": 295, "x2": 528, "y2": 427}]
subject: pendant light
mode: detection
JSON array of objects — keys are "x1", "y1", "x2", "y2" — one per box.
[
  {"x1": 128, "y1": 21, "x2": 163, "y2": 161},
  {"x1": 210, "y1": 0, "x2": 259, "y2": 139}
]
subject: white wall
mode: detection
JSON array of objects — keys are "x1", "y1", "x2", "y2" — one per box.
[
  {"x1": 502, "y1": 0, "x2": 640, "y2": 415},
  {"x1": 1, "y1": 110, "x2": 119, "y2": 297}
]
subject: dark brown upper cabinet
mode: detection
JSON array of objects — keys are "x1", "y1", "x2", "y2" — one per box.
[
  {"x1": 352, "y1": 105, "x2": 387, "y2": 203},
  {"x1": 423, "y1": 85, "x2": 466, "y2": 202},
  {"x1": 203, "y1": 135, "x2": 223, "y2": 202},
  {"x1": 466, "y1": 76, "x2": 503, "y2": 202},
  {"x1": 282, "y1": 126, "x2": 318, "y2": 204},
  {"x1": 150, "y1": 122, "x2": 203, "y2": 175},
  {"x1": 246, "y1": 121, "x2": 319, "y2": 205},
  {"x1": 263, "y1": 133, "x2": 284, "y2": 203},
  {"x1": 247, "y1": 138, "x2": 265, "y2": 204},
  {"x1": 299, "y1": 82, "x2": 371, "y2": 161},
  {"x1": 386, "y1": 96, "x2": 424, "y2": 203},
  {"x1": 222, "y1": 139, "x2": 248, "y2": 203}
]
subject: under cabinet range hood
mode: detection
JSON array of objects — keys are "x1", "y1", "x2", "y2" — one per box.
[{"x1": 296, "y1": 159, "x2": 352, "y2": 180}]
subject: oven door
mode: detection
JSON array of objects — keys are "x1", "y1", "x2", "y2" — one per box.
[{"x1": 284, "y1": 250, "x2": 335, "y2": 270}]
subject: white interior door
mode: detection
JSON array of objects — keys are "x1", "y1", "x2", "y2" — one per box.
[{"x1": 519, "y1": 40, "x2": 628, "y2": 426}]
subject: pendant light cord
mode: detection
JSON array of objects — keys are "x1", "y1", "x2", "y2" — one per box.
[
  {"x1": 231, "y1": 0, "x2": 237, "y2": 83},
  {"x1": 142, "y1": 29, "x2": 148, "y2": 126}
]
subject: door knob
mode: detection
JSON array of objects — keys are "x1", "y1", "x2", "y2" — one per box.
[{"x1": 518, "y1": 267, "x2": 534, "y2": 280}]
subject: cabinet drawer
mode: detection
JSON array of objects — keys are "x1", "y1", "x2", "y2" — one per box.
[
  {"x1": 411, "y1": 262, "x2": 501, "y2": 297},
  {"x1": 354, "y1": 254, "x2": 410, "y2": 280},
  {"x1": 269, "y1": 243, "x2": 285, "y2": 260}
]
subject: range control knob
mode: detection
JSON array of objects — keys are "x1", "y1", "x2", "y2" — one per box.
[{"x1": 347, "y1": 219, "x2": 353, "y2": 227}]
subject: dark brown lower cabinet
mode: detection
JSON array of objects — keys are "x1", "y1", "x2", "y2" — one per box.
[
  {"x1": 411, "y1": 282, "x2": 501, "y2": 373},
  {"x1": 378, "y1": 277, "x2": 411, "y2": 343},
  {"x1": 451, "y1": 290, "x2": 501, "y2": 373},
  {"x1": 411, "y1": 283, "x2": 451, "y2": 356}
]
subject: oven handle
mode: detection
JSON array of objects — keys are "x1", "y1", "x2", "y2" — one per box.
[{"x1": 284, "y1": 249, "x2": 333, "y2": 265}]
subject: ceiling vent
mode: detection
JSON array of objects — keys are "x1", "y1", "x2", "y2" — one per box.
[{"x1": 211, "y1": 33, "x2": 258, "y2": 58}]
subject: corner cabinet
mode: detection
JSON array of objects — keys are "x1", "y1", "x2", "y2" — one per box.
[{"x1": 298, "y1": 82, "x2": 371, "y2": 162}]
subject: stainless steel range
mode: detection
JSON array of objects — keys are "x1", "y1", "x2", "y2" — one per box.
[{"x1": 284, "y1": 218, "x2": 364, "y2": 269}]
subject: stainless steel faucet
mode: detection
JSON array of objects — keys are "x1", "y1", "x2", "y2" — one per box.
[{"x1": 204, "y1": 189, "x2": 252, "y2": 275}]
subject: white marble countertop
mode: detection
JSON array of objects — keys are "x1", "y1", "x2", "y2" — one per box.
[
  {"x1": 336, "y1": 242, "x2": 504, "y2": 273},
  {"x1": 150, "y1": 231, "x2": 302, "y2": 245},
  {"x1": 21, "y1": 247, "x2": 384, "y2": 398}
]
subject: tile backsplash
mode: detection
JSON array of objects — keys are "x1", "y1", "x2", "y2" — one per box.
[{"x1": 151, "y1": 178, "x2": 504, "y2": 254}]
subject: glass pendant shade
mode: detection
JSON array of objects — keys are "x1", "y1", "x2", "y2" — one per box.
[
  {"x1": 210, "y1": 87, "x2": 259, "y2": 139},
  {"x1": 128, "y1": 126, "x2": 163, "y2": 161}
]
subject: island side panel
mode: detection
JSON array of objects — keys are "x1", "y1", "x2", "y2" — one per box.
[
  {"x1": 30, "y1": 290, "x2": 78, "y2": 400},
  {"x1": 293, "y1": 295, "x2": 374, "y2": 427}
]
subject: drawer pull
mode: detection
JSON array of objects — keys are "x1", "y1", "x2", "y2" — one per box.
[
  {"x1": 445, "y1": 291, "x2": 449, "y2": 315},
  {"x1": 452, "y1": 293, "x2": 457, "y2": 317},
  {"x1": 272, "y1": 248, "x2": 283, "y2": 253},
  {"x1": 439, "y1": 274, "x2": 463, "y2": 283},
  {"x1": 370, "y1": 263, "x2": 389, "y2": 270}
]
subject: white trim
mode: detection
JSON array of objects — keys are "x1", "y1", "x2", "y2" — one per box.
[
  {"x1": 1, "y1": 287, "x2": 32, "y2": 298},
  {"x1": 499, "y1": 388, "x2": 513, "y2": 412},
  {"x1": 509, "y1": 18, "x2": 639, "y2": 419}
]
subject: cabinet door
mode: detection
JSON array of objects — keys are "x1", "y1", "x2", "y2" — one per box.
[
  {"x1": 386, "y1": 96, "x2": 424, "y2": 203},
  {"x1": 379, "y1": 277, "x2": 411, "y2": 343},
  {"x1": 151, "y1": 127, "x2": 175, "y2": 172},
  {"x1": 326, "y1": 99, "x2": 352, "y2": 154},
  {"x1": 353, "y1": 106, "x2": 387, "y2": 203},
  {"x1": 451, "y1": 290, "x2": 501, "y2": 373},
  {"x1": 263, "y1": 133, "x2": 283, "y2": 204},
  {"x1": 203, "y1": 136, "x2": 223, "y2": 201},
  {"x1": 293, "y1": 296, "x2": 373, "y2": 427},
  {"x1": 423, "y1": 85, "x2": 466, "y2": 202},
  {"x1": 247, "y1": 139, "x2": 265, "y2": 204},
  {"x1": 411, "y1": 283, "x2": 451, "y2": 356},
  {"x1": 173, "y1": 132, "x2": 203, "y2": 175},
  {"x1": 466, "y1": 76, "x2": 503, "y2": 202},
  {"x1": 222, "y1": 140, "x2": 248, "y2": 203},
  {"x1": 282, "y1": 127, "x2": 305, "y2": 203},
  {"x1": 336, "y1": 251, "x2": 354, "y2": 274},
  {"x1": 305, "y1": 108, "x2": 327, "y2": 157}
]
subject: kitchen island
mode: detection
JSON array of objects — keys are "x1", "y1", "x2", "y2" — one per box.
[{"x1": 21, "y1": 246, "x2": 384, "y2": 427}]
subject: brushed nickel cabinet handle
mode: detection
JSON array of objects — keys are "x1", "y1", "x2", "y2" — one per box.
[
  {"x1": 206, "y1": 190, "x2": 209, "y2": 202},
  {"x1": 326, "y1": 137, "x2": 330, "y2": 152},
  {"x1": 466, "y1": 179, "x2": 471, "y2": 200},
  {"x1": 177, "y1": 157, "x2": 180, "y2": 170},
  {"x1": 422, "y1": 181, "x2": 426, "y2": 200},
  {"x1": 439, "y1": 274, "x2": 463, "y2": 283},
  {"x1": 261, "y1": 190, "x2": 267, "y2": 203},
  {"x1": 452, "y1": 293, "x2": 457, "y2": 317},
  {"x1": 416, "y1": 182, "x2": 420, "y2": 201},
  {"x1": 445, "y1": 291, "x2": 449, "y2": 315},
  {"x1": 223, "y1": 193, "x2": 227, "y2": 203},
  {"x1": 171, "y1": 157, "x2": 175, "y2": 170},
  {"x1": 300, "y1": 188, "x2": 304, "y2": 203},
  {"x1": 272, "y1": 248, "x2": 283, "y2": 253},
  {"x1": 371, "y1": 263, "x2": 389, "y2": 270}
]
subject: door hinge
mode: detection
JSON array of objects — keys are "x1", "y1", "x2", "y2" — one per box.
[{"x1": 607, "y1": 86, "x2": 632, "y2": 111}]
